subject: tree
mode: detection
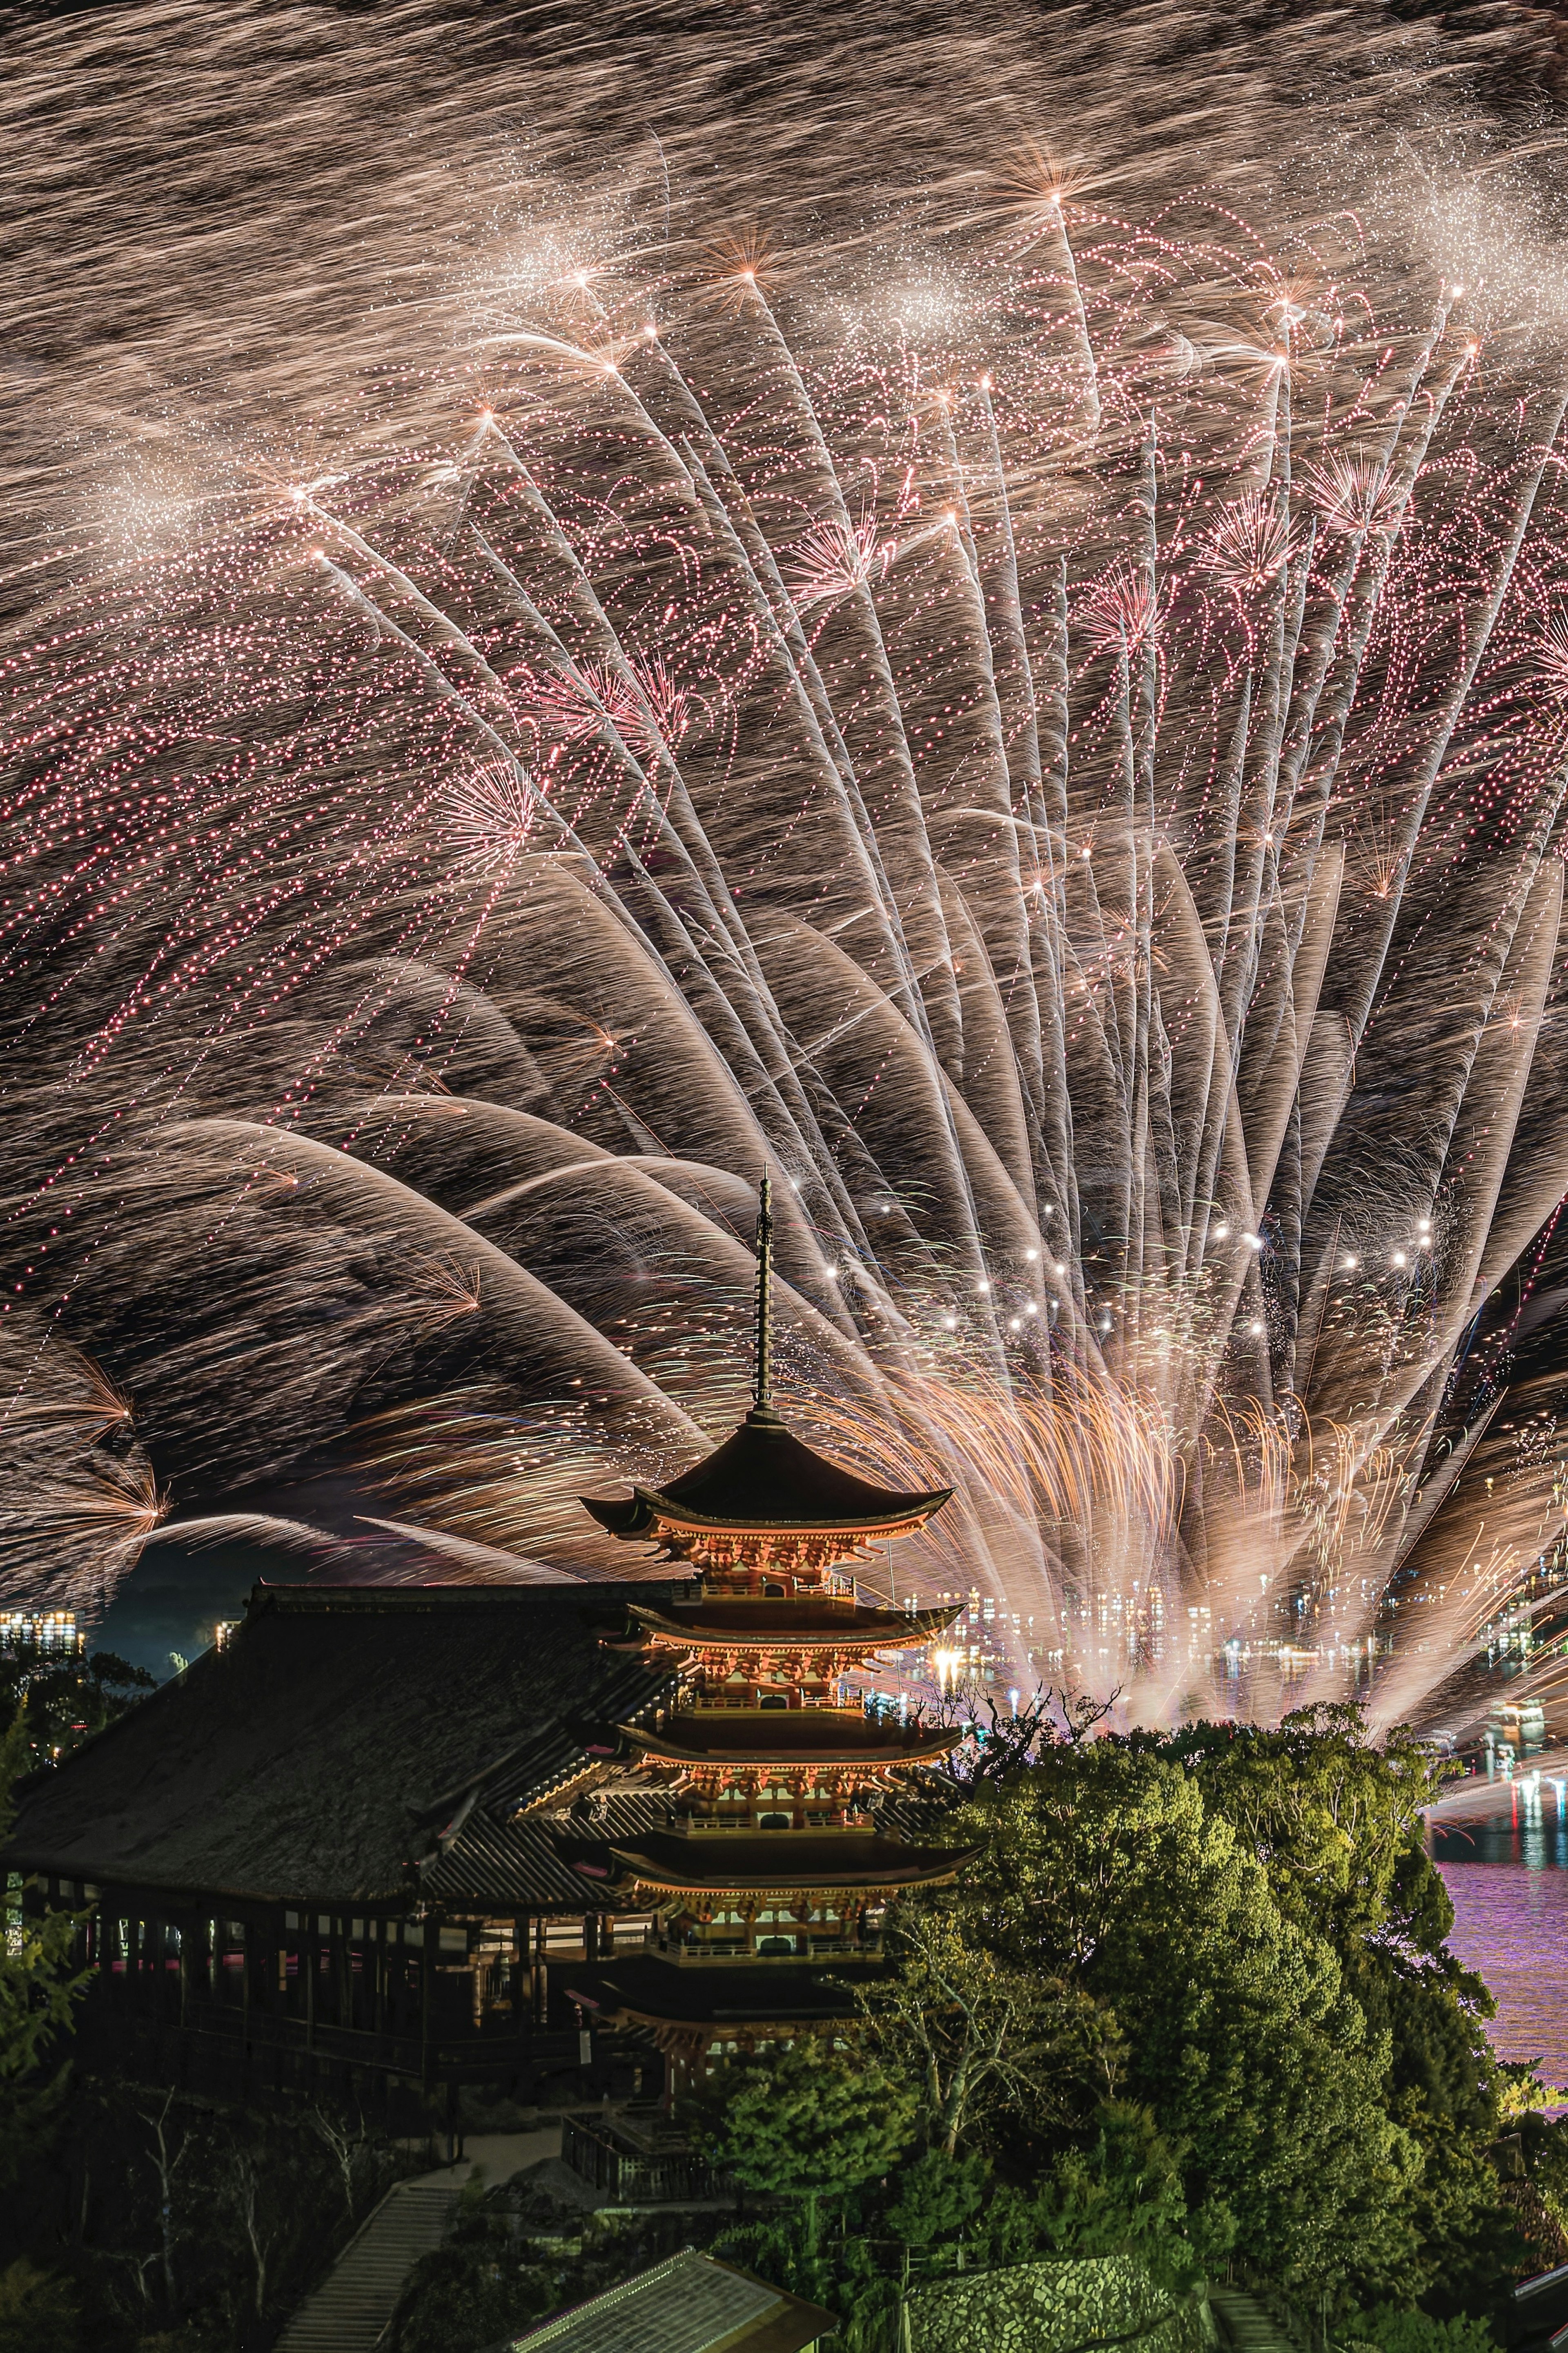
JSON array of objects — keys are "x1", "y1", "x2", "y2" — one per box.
[
  {"x1": 858, "y1": 1907, "x2": 1123, "y2": 2155},
  {"x1": 134, "y1": 2089, "x2": 193, "y2": 2314},
  {"x1": 688, "y1": 2036, "x2": 917, "y2": 2249},
  {"x1": 0, "y1": 1715, "x2": 88, "y2": 2182},
  {"x1": 311, "y1": 2103, "x2": 377, "y2": 2221},
  {"x1": 942, "y1": 1740, "x2": 1429, "y2": 2299},
  {"x1": 1029, "y1": 2103, "x2": 1214, "y2": 2292},
  {"x1": 0, "y1": 1649, "x2": 156, "y2": 1771},
  {"x1": 1153, "y1": 1710, "x2": 1521, "y2": 2306},
  {"x1": 387, "y1": 2182, "x2": 555, "y2": 2353},
  {"x1": 0, "y1": 2258, "x2": 77, "y2": 2353}
]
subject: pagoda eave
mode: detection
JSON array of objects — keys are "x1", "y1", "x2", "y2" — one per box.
[
  {"x1": 641, "y1": 1497, "x2": 950, "y2": 1539},
  {"x1": 617, "y1": 1719, "x2": 960, "y2": 1770},
  {"x1": 595, "y1": 1835, "x2": 976, "y2": 1895},
  {"x1": 626, "y1": 1602, "x2": 959, "y2": 1655},
  {"x1": 569, "y1": 1957, "x2": 892, "y2": 2036}
]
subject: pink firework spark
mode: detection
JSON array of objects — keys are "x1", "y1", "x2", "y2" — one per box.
[{"x1": 788, "y1": 518, "x2": 893, "y2": 609}]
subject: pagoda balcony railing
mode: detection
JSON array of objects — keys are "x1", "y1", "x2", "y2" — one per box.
[
  {"x1": 691, "y1": 1703, "x2": 822, "y2": 1722},
  {"x1": 650, "y1": 1934, "x2": 880, "y2": 1963},
  {"x1": 683, "y1": 1812, "x2": 873, "y2": 1832}
]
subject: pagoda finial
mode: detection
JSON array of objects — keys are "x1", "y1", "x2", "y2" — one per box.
[{"x1": 753, "y1": 1173, "x2": 774, "y2": 1411}]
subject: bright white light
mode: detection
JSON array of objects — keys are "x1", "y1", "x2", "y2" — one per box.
[
  {"x1": 942, "y1": 1314, "x2": 957, "y2": 1330},
  {"x1": 976, "y1": 1279, "x2": 991, "y2": 1294},
  {"x1": 1214, "y1": 1224, "x2": 1229, "y2": 1240},
  {"x1": 1054, "y1": 1262, "x2": 1067, "y2": 1276},
  {"x1": 1244, "y1": 1233, "x2": 1262, "y2": 1251},
  {"x1": 1025, "y1": 1302, "x2": 1038, "y2": 1317},
  {"x1": 1249, "y1": 1321, "x2": 1263, "y2": 1335},
  {"x1": 1009, "y1": 1317, "x2": 1022, "y2": 1332},
  {"x1": 1392, "y1": 1251, "x2": 1407, "y2": 1268},
  {"x1": 1025, "y1": 1247, "x2": 1039, "y2": 1262},
  {"x1": 1343, "y1": 1255, "x2": 1358, "y2": 1269}
]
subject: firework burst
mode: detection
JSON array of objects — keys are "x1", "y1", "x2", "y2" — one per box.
[{"x1": 6, "y1": 0, "x2": 1568, "y2": 1731}]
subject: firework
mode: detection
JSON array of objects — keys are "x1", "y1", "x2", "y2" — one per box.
[{"x1": 5, "y1": 0, "x2": 1568, "y2": 1727}]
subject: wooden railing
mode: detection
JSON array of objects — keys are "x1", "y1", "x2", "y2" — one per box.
[
  {"x1": 561, "y1": 2112, "x2": 730, "y2": 2205},
  {"x1": 173, "y1": 1999, "x2": 585, "y2": 2082}
]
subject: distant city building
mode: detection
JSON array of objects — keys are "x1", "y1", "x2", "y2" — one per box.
[{"x1": 0, "y1": 1608, "x2": 85, "y2": 1658}]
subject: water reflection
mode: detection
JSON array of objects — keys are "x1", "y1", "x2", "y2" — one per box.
[{"x1": 1434, "y1": 1769, "x2": 1568, "y2": 2086}]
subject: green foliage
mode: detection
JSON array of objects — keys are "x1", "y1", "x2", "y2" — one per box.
[
  {"x1": 882, "y1": 2149, "x2": 988, "y2": 2246},
  {"x1": 0, "y1": 1717, "x2": 89, "y2": 2184},
  {"x1": 1348, "y1": 2304, "x2": 1498, "y2": 2353},
  {"x1": 1152, "y1": 1711, "x2": 1522, "y2": 2303},
  {"x1": 859, "y1": 1906, "x2": 1120, "y2": 2156},
  {"x1": 1031, "y1": 2104, "x2": 1212, "y2": 2291},
  {"x1": 688, "y1": 2035, "x2": 917, "y2": 2201},
  {"x1": 0, "y1": 2258, "x2": 78, "y2": 2353},
  {"x1": 947, "y1": 1736, "x2": 1426, "y2": 2298},
  {"x1": 0, "y1": 1651, "x2": 155, "y2": 1771},
  {"x1": 683, "y1": 1706, "x2": 1525, "y2": 2332},
  {"x1": 384, "y1": 2192, "x2": 555, "y2": 2353}
]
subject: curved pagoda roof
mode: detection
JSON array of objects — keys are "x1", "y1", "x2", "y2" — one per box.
[
  {"x1": 582, "y1": 1404, "x2": 952, "y2": 1540},
  {"x1": 618, "y1": 1711, "x2": 959, "y2": 1769},
  {"x1": 592, "y1": 1829, "x2": 973, "y2": 1895},
  {"x1": 627, "y1": 1596, "x2": 956, "y2": 1655}
]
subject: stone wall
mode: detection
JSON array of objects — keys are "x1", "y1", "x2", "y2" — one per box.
[{"x1": 908, "y1": 2254, "x2": 1214, "y2": 2353}]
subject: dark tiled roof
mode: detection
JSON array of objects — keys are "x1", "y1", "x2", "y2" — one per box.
[
  {"x1": 503, "y1": 2248, "x2": 835, "y2": 2353},
  {"x1": 582, "y1": 1404, "x2": 951, "y2": 1536},
  {"x1": 5, "y1": 1582, "x2": 683, "y2": 1908},
  {"x1": 427, "y1": 1788, "x2": 675, "y2": 1908}
]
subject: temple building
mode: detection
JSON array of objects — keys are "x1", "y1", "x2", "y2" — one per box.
[{"x1": 4, "y1": 1180, "x2": 968, "y2": 2121}]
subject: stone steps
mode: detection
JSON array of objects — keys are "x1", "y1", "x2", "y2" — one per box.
[
  {"x1": 272, "y1": 2181, "x2": 459, "y2": 2352},
  {"x1": 1211, "y1": 2286, "x2": 1299, "y2": 2353}
]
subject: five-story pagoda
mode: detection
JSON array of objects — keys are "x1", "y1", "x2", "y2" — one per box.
[{"x1": 568, "y1": 1178, "x2": 970, "y2": 2070}]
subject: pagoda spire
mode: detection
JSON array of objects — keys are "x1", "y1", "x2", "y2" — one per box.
[{"x1": 753, "y1": 1173, "x2": 774, "y2": 1412}]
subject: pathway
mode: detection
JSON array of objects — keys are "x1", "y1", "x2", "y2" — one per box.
[
  {"x1": 272, "y1": 2181, "x2": 460, "y2": 2353},
  {"x1": 1210, "y1": 2286, "x2": 1298, "y2": 2353}
]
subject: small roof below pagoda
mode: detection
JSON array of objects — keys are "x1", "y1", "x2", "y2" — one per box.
[{"x1": 581, "y1": 1404, "x2": 952, "y2": 1539}]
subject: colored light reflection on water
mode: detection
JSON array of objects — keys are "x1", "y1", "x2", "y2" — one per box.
[{"x1": 1434, "y1": 1770, "x2": 1568, "y2": 2087}]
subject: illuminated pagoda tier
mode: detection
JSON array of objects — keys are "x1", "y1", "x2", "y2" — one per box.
[{"x1": 569, "y1": 1177, "x2": 970, "y2": 2068}]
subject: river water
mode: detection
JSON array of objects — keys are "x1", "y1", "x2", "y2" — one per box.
[{"x1": 1434, "y1": 1781, "x2": 1568, "y2": 2086}]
